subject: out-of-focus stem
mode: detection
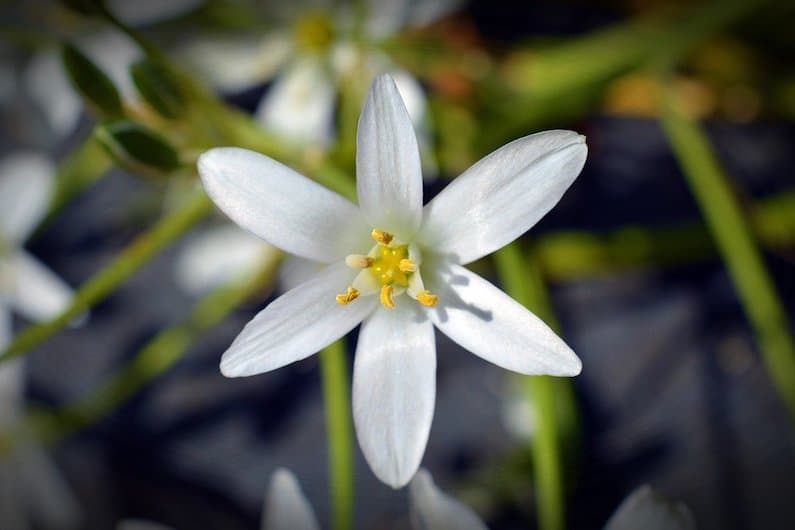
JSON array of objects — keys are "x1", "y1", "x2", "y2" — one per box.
[
  {"x1": 320, "y1": 340, "x2": 354, "y2": 530},
  {"x1": 0, "y1": 190, "x2": 213, "y2": 363},
  {"x1": 24, "y1": 252, "x2": 280, "y2": 444},
  {"x1": 495, "y1": 243, "x2": 579, "y2": 530},
  {"x1": 661, "y1": 85, "x2": 795, "y2": 424}
]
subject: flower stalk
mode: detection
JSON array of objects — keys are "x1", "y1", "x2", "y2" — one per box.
[
  {"x1": 23, "y1": 251, "x2": 281, "y2": 445},
  {"x1": 661, "y1": 83, "x2": 795, "y2": 424},
  {"x1": 495, "y1": 243, "x2": 581, "y2": 530},
  {"x1": 320, "y1": 340, "x2": 355, "y2": 530},
  {"x1": 0, "y1": 189, "x2": 213, "y2": 363}
]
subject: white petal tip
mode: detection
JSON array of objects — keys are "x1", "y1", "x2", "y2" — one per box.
[{"x1": 219, "y1": 354, "x2": 247, "y2": 378}]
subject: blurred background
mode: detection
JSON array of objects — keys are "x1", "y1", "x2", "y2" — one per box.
[{"x1": 1, "y1": 0, "x2": 794, "y2": 528}]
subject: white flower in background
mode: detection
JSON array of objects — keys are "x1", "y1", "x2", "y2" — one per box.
[
  {"x1": 0, "y1": 153, "x2": 75, "y2": 326},
  {"x1": 181, "y1": 0, "x2": 459, "y2": 159},
  {"x1": 119, "y1": 467, "x2": 485, "y2": 530},
  {"x1": 0, "y1": 154, "x2": 81, "y2": 529},
  {"x1": 174, "y1": 224, "x2": 281, "y2": 296},
  {"x1": 605, "y1": 485, "x2": 696, "y2": 530},
  {"x1": 198, "y1": 74, "x2": 587, "y2": 487},
  {"x1": 11, "y1": 0, "x2": 203, "y2": 142}
]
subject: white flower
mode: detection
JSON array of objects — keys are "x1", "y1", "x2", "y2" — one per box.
[
  {"x1": 174, "y1": 224, "x2": 281, "y2": 296},
  {"x1": 198, "y1": 74, "x2": 586, "y2": 487},
  {"x1": 119, "y1": 467, "x2": 484, "y2": 530},
  {"x1": 180, "y1": 0, "x2": 458, "y2": 162},
  {"x1": 605, "y1": 485, "x2": 696, "y2": 530},
  {"x1": 0, "y1": 153, "x2": 75, "y2": 324},
  {"x1": 0, "y1": 155, "x2": 81, "y2": 529}
]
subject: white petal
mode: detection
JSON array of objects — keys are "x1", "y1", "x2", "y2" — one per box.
[
  {"x1": 409, "y1": 469, "x2": 488, "y2": 530},
  {"x1": 23, "y1": 51, "x2": 82, "y2": 138},
  {"x1": 199, "y1": 147, "x2": 370, "y2": 263},
  {"x1": 107, "y1": 0, "x2": 204, "y2": 25},
  {"x1": 353, "y1": 304, "x2": 435, "y2": 488},
  {"x1": 220, "y1": 262, "x2": 376, "y2": 377},
  {"x1": 356, "y1": 74, "x2": 423, "y2": 239},
  {"x1": 0, "y1": 153, "x2": 54, "y2": 245},
  {"x1": 278, "y1": 256, "x2": 322, "y2": 293},
  {"x1": 175, "y1": 224, "x2": 279, "y2": 296},
  {"x1": 256, "y1": 58, "x2": 336, "y2": 147},
  {"x1": 262, "y1": 468, "x2": 320, "y2": 530},
  {"x1": 406, "y1": 0, "x2": 464, "y2": 27},
  {"x1": 117, "y1": 520, "x2": 175, "y2": 530},
  {"x1": 3, "y1": 251, "x2": 74, "y2": 323},
  {"x1": 390, "y1": 69, "x2": 437, "y2": 178},
  {"x1": 605, "y1": 486, "x2": 695, "y2": 530},
  {"x1": 420, "y1": 130, "x2": 587, "y2": 265},
  {"x1": 427, "y1": 264, "x2": 581, "y2": 376},
  {"x1": 178, "y1": 33, "x2": 292, "y2": 93},
  {"x1": 18, "y1": 443, "x2": 82, "y2": 529}
]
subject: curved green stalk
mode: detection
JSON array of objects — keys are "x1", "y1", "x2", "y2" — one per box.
[
  {"x1": 495, "y1": 244, "x2": 579, "y2": 530},
  {"x1": 320, "y1": 340, "x2": 355, "y2": 530},
  {"x1": 661, "y1": 86, "x2": 795, "y2": 424},
  {"x1": 24, "y1": 252, "x2": 281, "y2": 445},
  {"x1": 0, "y1": 190, "x2": 213, "y2": 363}
]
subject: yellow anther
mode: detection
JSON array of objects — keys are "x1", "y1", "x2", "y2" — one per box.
[
  {"x1": 345, "y1": 254, "x2": 374, "y2": 269},
  {"x1": 416, "y1": 290, "x2": 438, "y2": 307},
  {"x1": 398, "y1": 259, "x2": 417, "y2": 273},
  {"x1": 335, "y1": 286, "x2": 360, "y2": 305},
  {"x1": 371, "y1": 229, "x2": 394, "y2": 246},
  {"x1": 379, "y1": 285, "x2": 396, "y2": 309}
]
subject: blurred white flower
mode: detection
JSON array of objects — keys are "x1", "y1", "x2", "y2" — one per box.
[
  {"x1": 174, "y1": 224, "x2": 281, "y2": 296},
  {"x1": 0, "y1": 153, "x2": 75, "y2": 324},
  {"x1": 198, "y1": 74, "x2": 586, "y2": 487},
  {"x1": 605, "y1": 485, "x2": 696, "y2": 530},
  {"x1": 0, "y1": 154, "x2": 81, "y2": 530},
  {"x1": 119, "y1": 467, "x2": 485, "y2": 530},
  {"x1": 180, "y1": 0, "x2": 459, "y2": 166}
]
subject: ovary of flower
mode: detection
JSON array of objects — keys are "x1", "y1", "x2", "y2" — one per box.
[
  {"x1": 338, "y1": 229, "x2": 437, "y2": 309},
  {"x1": 198, "y1": 74, "x2": 587, "y2": 488}
]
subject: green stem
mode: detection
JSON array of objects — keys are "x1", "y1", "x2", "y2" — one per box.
[
  {"x1": 495, "y1": 244, "x2": 572, "y2": 530},
  {"x1": 320, "y1": 340, "x2": 354, "y2": 530},
  {"x1": 25, "y1": 252, "x2": 281, "y2": 444},
  {"x1": 661, "y1": 86, "x2": 795, "y2": 424},
  {"x1": 0, "y1": 190, "x2": 213, "y2": 363}
]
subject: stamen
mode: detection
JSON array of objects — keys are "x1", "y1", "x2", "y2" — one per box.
[
  {"x1": 416, "y1": 290, "x2": 438, "y2": 307},
  {"x1": 335, "y1": 286, "x2": 360, "y2": 305},
  {"x1": 398, "y1": 259, "x2": 417, "y2": 273},
  {"x1": 371, "y1": 229, "x2": 393, "y2": 246},
  {"x1": 379, "y1": 285, "x2": 396, "y2": 309},
  {"x1": 345, "y1": 254, "x2": 374, "y2": 269}
]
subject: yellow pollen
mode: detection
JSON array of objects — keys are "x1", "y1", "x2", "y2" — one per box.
[
  {"x1": 398, "y1": 259, "x2": 417, "y2": 273},
  {"x1": 370, "y1": 244, "x2": 410, "y2": 287},
  {"x1": 380, "y1": 285, "x2": 396, "y2": 309},
  {"x1": 294, "y1": 12, "x2": 334, "y2": 51},
  {"x1": 345, "y1": 254, "x2": 374, "y2": 269},
  {"x1": 371, "y1": 228, "x2": 393, "y2": 245},
  {"x1": 416, "y1": 290, "x2": 438, "y2": 307},
  {"x1": 335, "y1": 286, "x2": 360, "y2": 305}
]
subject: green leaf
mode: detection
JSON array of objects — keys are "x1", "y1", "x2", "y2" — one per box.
[
  {"x1": 61, "y1": 43, "x2": 123, "y2": 117},
  {"x1": 130, "y1": 59, "x2": 187, "y2": 119},
  {"x1": 95, "y1": 120, "x2": 180, "y2": 174}
]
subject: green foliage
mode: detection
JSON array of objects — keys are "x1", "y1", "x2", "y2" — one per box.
[
  {"x1": 131, "y1": 59, "x2": 187, "y2": 119},
  {"x1": 61, "y1": 43, "x2": 124, "y2": 117},
  {"x1": 95, "y1": 119, "x2": 181, "y2": 174}
]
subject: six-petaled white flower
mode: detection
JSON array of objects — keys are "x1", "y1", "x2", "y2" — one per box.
[{"x1": 199, "y1": 73, "x2": 587, "y2": 488}]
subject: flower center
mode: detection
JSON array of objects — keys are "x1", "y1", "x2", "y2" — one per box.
[
  {"x1": 336, "y1": 229, "x2": 438, "y2": 309},
  {"x1": 294, "y1": 12, "x2": 335, "y2": 51}
]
